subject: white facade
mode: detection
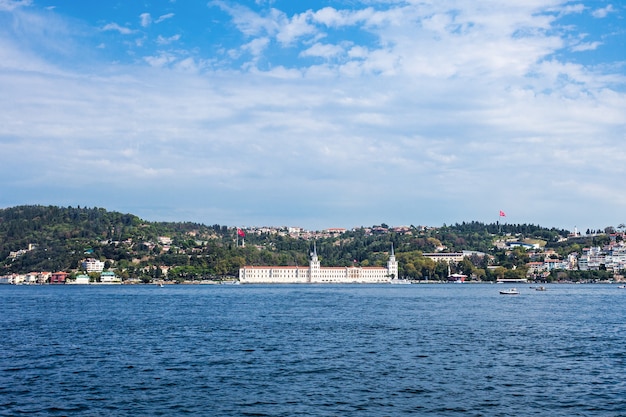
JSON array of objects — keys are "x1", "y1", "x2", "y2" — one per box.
[
  {"x1": 578, "y1": 244, "x2": 626, "y2": 272},
  {"x1": 82, "y1": 258, "x2": 105, "y2": 273},
  {"x1": 422, "y1": 252, "x2": 465, "y2": 263},
  {"x1": 74, "y1": 274, "x2": 90, "y2": 284},
  {"x1": 0, "y1": 275, "x2": 16, "y2": 284},
  {"x1": 100, "y1": 271, "x2": 121, "y2": 283},
  {"x1": 239, "y1": 247, "x2": 398, "y2": 284}
]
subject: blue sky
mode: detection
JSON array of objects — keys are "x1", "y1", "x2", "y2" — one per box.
[{"x1": 1, "y1": 0, "x2": 625, "y2": 231}]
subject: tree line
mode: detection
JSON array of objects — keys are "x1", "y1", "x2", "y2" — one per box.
[{"x1": 0, "y1": 205, "x2": 618, "y2": 282}]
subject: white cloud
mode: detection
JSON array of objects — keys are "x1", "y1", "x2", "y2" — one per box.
[
  {"x1": 571, "y1": 41, "x2": 602, "y2": 52},
  {"x1": 101, "y1": 22, "x2": 135, "y2": 35},
  {"x1": 139, "y1": 11, "x2": 174, "y2": 28},
  {"x1": 156, "y1": 34, "x2": 181, "y2": 45},
  {"x1": 275, "y1": 11, "x2": 318, "y2": 45},
  {"x1": 556, "y1": 3, "x2": 585, "y2": 16},
  {"x1": 312, "y1": 7, "x2": 362, "y2": 27},
  {"x1": 210, "y1": 0, "x2": 281, "y2": 37},
  {"x1": 175, "y1": 57, "x2": 201, "y2": 72},
  {"x1": 143, "y1": 52, "x2": 176, "y2": 67},
  {"x1": 592, "y1": 4, "x2": 615, "y2": 18},
  {"x1": 1, "y1": 0, "x2": 625, "y2": 229},
  {"x1": 241, "y1": 37, "x2": 270, "y2": 58},
  {"x1": 0, "y1": 0, "x2": 31, "y2": 11},
  {"x1": 300, "y1": 42, "x2": 344, "y2": 59},
  {"x1": 140, "y1": 12, "x2": 152, "y2": 28},
  {"x1": 155, "y1": 13, "x2": 175, "y2": 23}
]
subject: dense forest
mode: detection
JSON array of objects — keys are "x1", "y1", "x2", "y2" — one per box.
[{"x1": 0, "y1": 205, "x2": 613, "y2": 282}]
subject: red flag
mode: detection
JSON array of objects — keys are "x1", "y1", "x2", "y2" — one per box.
[
  {"x1": 237, "y1": 229, "x2": 245, "y2": 237},
  {"x1": 499, "y1": 210, "x2": 506, "y2": 217}
]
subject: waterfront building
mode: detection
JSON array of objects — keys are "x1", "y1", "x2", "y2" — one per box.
[
  {"x1": 50, "y1": 272, "x2": 68, "y2": 284},
  {"x1": 0, "y1": 274, "x2": 19, "y2": 284},
  {"x1": 239, "y1": 246, "x2": 399, "y2": 284},
  {"x1": 100, "y1": 271, "x2": 121, "y2": 283},
  {"x1": 74, "y1": 274, "x2": 90, "y2": 284}
]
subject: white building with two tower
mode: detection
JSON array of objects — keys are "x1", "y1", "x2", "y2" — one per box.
[{"x1": 239, "y1": 246, "x2": 399, "y2": 284}]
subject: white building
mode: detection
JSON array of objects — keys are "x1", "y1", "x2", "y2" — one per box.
[
  {"x1": 0, "y1": 275, "x2": 16, "y2": 284},
  {"x1": 240, "y1": 246, "x2": 399, "y2": 284},
  {"x1": 606, "y1": 244, "x2": 626, "y2": 272},
  {"x1": 74, "y1": 274, "x2": 90, "y2": 284},
  {"x1": 82, "y1": 258, "x2": 105, "y2": 273},
  {"x1": 158, "y1": 236, "x2": 172, "y2": 245},
  {"x1": 100, "y1": 271, "x2": 121, "y2": 283},
  {"x1": 422, "y1": 252, "x2": 465, "y2": 263}
]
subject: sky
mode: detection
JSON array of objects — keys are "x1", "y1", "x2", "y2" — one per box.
[{"x1": 0, "y1": 0, "x2": 625, "y2": 231}]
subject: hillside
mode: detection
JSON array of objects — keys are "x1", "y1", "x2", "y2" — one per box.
[
  {"x1": 0, "y1": 205, "x2": 228, "y2": 275},
  {"x1": 0, "y1": 205, "x2": 607, "y2": 281}
]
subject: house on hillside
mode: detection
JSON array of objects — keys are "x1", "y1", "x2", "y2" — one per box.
[{"x1": 82, "y1": 258, "x2": 105, "y2": 273}]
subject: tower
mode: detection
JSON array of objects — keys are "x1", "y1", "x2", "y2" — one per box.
[
  {"x1": 309, "y1": 243, "x2": 320, "y2": 282},
  {"x1": 387, "y1": 244, "x2": 398, "y2": 279}
]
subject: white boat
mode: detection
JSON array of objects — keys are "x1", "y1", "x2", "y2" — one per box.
[
  {"x1": 535, "y1": 286, "x2": 547, "y2": 291},
  {"x1": 499, "y1": 288, "x2": 519, "y2": 295},
  {"x1": 390, "y1": 279, "x2": 411, "y2": 285}
]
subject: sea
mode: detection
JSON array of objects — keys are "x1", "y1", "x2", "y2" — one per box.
[{"x1": 2, "y1": 283, "x2": 626, "y2": 416}]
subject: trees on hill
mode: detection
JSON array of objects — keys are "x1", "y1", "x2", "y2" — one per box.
[{"x1": 0, "y1": 205, "x2": 607, "y2": 281}]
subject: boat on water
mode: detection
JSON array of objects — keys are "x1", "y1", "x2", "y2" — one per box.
[
  {"x1": 390, "y1": 279, "x2": 412, "y2": 285},
  {"x1": 618, "y1": 285, "x2": 626, "y2": 289},
  {"x1": 499, "y1": 288, "x2": 519, "y2": 295},
  {"x1": 535, "y1": 286, "x2": 547, "y2": 291}
]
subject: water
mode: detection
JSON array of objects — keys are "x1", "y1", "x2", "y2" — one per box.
[{"x1": 2, "y1": 284, "x2": 626, "y2": 416}]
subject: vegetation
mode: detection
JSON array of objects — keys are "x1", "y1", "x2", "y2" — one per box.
[{"x1": 0, "y1": 205, "x2": 618, "y2": 282}]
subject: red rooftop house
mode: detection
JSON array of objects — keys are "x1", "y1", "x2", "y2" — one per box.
[{"x1": 50, "y1": 272, "x2": 68, "y2": 284}]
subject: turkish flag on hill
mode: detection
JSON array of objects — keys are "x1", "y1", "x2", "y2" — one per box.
[
  {"x1": 499, "y1": 210, "x2": 506, "y2": 217},
  {"x1": 237, "y1": 229, "x2": 245, "y2": 237}
]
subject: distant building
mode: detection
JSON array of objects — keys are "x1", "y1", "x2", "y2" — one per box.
[
  {"x1": 577, "y1": 244, "x2": 626, "y2": 272},
  {"x1": 82, "y1": 258, "x2": 105, "y2": 273},
  {"x1": 0, "y1": 274, "x2": 17, "y2": 284},
  {"x1": 158, "y1": 236, "x2": 172, "y2": 245},
  {"x1": 38, "y1": 272, "x2": 51, "y2": 284},
  {"x1": 544, "y1": 259, "x2": 568, "y2": 271},
  {"x1": 447, "y1": 273, "x2": 467, "y2": 282},
  {"x1": 50, "y1": 272, "x2": 68, "y2": 284},
  {"x1": 422, "y1": 253, "x2": 465, "y2": 263},
  {"x1": 240, "y1": 246, "x2": 399, "y2": 284},
  {"x1": 324, "y1": 228, "x2": 347, "y2": 236},
  {"x1": 527, "y1": 262, "x2": 545, "y2": 274},
  {"x1": 100, "y1": 271, "x2": 121, "y2": 283},
  {"x1": 74, "y1": 274, "x2": 90, "y2": 285},
  {"x1": 507, "y1": 241, "x2": 540, "y2": 250}
]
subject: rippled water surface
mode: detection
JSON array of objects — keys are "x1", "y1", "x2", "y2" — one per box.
[{"x1": 2, "y1": 284, "x2": 626, "y2": 416}]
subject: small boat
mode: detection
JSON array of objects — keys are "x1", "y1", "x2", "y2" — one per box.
[
  {"x1": 390, "y1": 279, "x2": 411, "y2": 285},
  {"x1": 535, "y1": 286, "x2": 547, "y2": 291},
  {"x1": 618, "y1": 285, "x2": 626, "y2": 289},
  {"x1": 499, "y1": 288, "x2": 519, "y2": 295}
]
